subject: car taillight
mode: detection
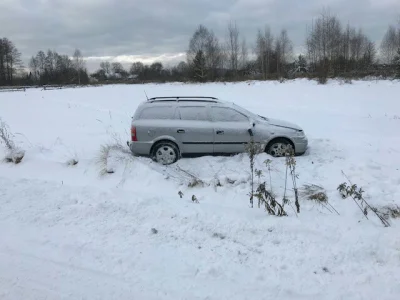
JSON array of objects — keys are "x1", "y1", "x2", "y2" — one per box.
[{"x1": 131, "y1": 126, "x2": 137, "y2": 141}]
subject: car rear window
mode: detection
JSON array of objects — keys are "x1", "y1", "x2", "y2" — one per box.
[{"x1": 139, "y1": 106, "x2": 175, "y2": 120}]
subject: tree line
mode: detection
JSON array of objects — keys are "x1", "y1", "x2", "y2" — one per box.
[
  {"x1": 27, "y1": 49, "x2": 88, "y2": 85},
  {"x1": 0, "y1": 38, "x2": 22, "y2": 85},
  {"x1": 0, "y1": 42, "x2": 89, "y2": 86},
  {"x1": 1, "y1": 11, "x2": 400, "y2": 86}
]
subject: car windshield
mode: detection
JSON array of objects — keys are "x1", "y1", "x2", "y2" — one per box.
[{"x1": 232, "y1": 103, "x2": 269, "y2": 121}]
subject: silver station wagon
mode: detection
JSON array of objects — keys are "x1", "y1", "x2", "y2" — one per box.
[{"x1": 128, "y1": 96, "x2": 308, "y2": 165}]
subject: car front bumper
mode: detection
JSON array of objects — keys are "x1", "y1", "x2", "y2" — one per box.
[{"x1": 293, "y1": 136, "x2": 308, "y2": 155}]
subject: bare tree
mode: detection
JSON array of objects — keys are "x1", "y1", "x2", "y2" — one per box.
[
  {"x1": 306, "y1": 10, "x2": 343, "y2": 72},
  {"x1": 363, "y1": 41, "x2": 377, "y2": 66},
  {"x1": 398, "y1": 17, "x2": 400, "y2": 49},
  {"x1": 226, "y1": 21, "x2": 240, "y2": 75},
  {"x1": 129, "y1": 61, "x2": 144, "y2": 75},
  {"x1": 380, "y1": 25, "x2": 399, "y2": 64},
  {"x1": 36, "y1": 51, "x2": 46, "y2": 77},
  {"x1": 187, "y1": 24, "x2": 223, "y2": 81},
  {"x1": 150, "y1": 62, "x2": 163, "y2": 78},
  {"x1": 350, "y1": 29, "x2": 363, "y2": 62},
  {"x1": 187, "y1": 25, "x2": 209, "y2": 64},
  {"x1": 394, "y1": 48, "x2": 400, "y2": 78},
  {"x1": 255, "y1": 29, "x2": 267, "y2": 77},
  {"x1": 264, "y1": 27, "x2": 274, "y2": 75},
  {"x1": 176, "y1": 61, "x2": 188, "y2": 74},
  {"x1": 30, "y1": 48, "x2": 87, "y2": 85},
  {"x1": 73, "y1": 49, "x2": 85, "y2": 84},
  {"x1": 45, "y1": 50, "x2": 56, "y2": 78},
  {"x1": 239, "y1": 38, "x2": 248, "y2": 70},
  {"x1": 205, "y1": 30, "x2": 224, "y2": 80},
  {"x1": 29, "y1": 56, "x2": 39, "y2": 81},
  {"x1": 111, "y1": 62, "x2": 125, "y2": 75},
  {"x1": 9, "y1": 45, "x2": 22, "y2": 83},
  {"x1": 0, "y1": 38, "x2": 22, "y2": 85},
  {"x1": 255, "y1": 26, "x2": 274, "y2": 79},
  {"x1": 100, "y1": 61, "x2": 111, "y2": 76},
  {"x1": 276, "y1": 29, "x2": 293, "y2": 76},
  {"x1": 172, "y1": 61, "x2": 189, "y2": 80}
]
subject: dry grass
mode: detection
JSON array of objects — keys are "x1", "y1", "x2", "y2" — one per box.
[
  {"x1": 96, "y1": 138, "x2": 132, "y2": 176},
  {"x1": 0, "y1": 118, "x2": 25, "y2": 164},
  {"x1": 301, "y1": 184, "x2": 328, "y2": 203},
  {"x1": 187, "y1": 177, "x2": 205, "y2": 188},
  {"x1": 66, "y1": 158, "x2": 79, "y2": 166},
  {"x1": 0, "y1": 119, "x2": 14, "y2": 150},
  {"x1": 338, "y1": 173, "x2": 389, "y2": 227},
  {"x1": 4, "y1": 151, "x2": 25, "y2": 164},
  {"x1": 309, "y1": 192, "x2": 328, "y2": 202},
  {"x1": 300, "y1": 183, "x2": 340, "y2": 215},
  {"x1": 376, "y1": 205, "x2": 400, "y2": 220},
  {"x1": 253, "y1": 182, "x2": 288, "y2": 216},
  {"x1": 175, "y1": 165, "x2": 206, "y2": 188}
]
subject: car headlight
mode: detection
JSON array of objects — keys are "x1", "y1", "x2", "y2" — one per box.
[{"x1": 295, "y1": 130, "x2": 305, "y2": 137}]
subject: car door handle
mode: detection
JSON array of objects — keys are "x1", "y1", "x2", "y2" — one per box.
[
  {"x1": 216, "y1": 130, "x2": 224, "y2": 135},
  {"x1": 177, "y1": 129, "x2": 185, "y2": 133}
]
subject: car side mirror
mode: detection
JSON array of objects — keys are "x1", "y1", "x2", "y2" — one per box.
[{"x1": 247, "y1": 128, "x2": 254, "y2": 136}]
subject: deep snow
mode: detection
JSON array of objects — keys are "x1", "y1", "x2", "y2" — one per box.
[{"x1": 0, "y1": 79, "x2": 400, "y2": 300}]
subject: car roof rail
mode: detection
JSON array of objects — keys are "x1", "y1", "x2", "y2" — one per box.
[{"x1": 148, "y1": 96, "x2": 219, "y2": 103}]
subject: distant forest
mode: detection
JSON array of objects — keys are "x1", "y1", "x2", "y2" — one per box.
[{"x1": 1, "y1": 11, "x2": 400, "y2": 86}]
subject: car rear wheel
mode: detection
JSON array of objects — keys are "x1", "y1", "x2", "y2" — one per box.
[
  {"x1": 152, "y1": 141, "x2": 179, "y2": 165},
  {"x1": 266, "y1": 138, "x2": 294, "y2": 157}
]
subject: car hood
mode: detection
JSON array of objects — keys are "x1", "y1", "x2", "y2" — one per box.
[{"x1": 266, "y1": 118, "x2": 303, "y2": 131}]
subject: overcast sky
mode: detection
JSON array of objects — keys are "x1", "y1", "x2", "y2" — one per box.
[{"x1": 1, "y1": 0, "x2": 399, "y2": 71}]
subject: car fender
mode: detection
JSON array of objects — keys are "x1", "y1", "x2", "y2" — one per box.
[
  {"x1": 255, "y1": 124, "x2": 295, "y2": 145},
  {"x1": 262, "y1": 134, "x2": 296, "y2": 152},
  {"x1": 265, "y1": 133, "x2": 295, "y2": 143},
  {"x1": 151, "y1": 135, "x2": 183, "y2": 152}
]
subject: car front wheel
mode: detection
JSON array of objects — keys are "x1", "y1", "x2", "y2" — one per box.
[{"x1": 266, "y1": 138, "x2": 294, "y2": 157}]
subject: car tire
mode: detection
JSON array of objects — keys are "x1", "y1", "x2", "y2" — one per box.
[
  {"x1": 266, "y1": 138, "x2": 294, "y2": 157},
  {"x1": 151, "y1": 141, "x2": 180, "y2": 165}
]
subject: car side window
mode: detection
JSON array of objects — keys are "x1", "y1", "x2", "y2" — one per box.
[
  {"x1": 212, "y1": 107, "x2": 248, "y2": 122},
  {"x1": 139, "y1": 106, "x2": 175, "y2": 120},
  {"x1": 179, "y1": 106, "x2": 209, "y2": 121}
]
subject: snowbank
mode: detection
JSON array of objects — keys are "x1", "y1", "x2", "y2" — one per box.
[{"x1": 0, "y1": 79, "x2": 399, "y2": 300}]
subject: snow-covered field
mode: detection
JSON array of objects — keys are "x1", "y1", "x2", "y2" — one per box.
[{"x1": 1, "y1": 79, "x2": 400, "y2": 300}]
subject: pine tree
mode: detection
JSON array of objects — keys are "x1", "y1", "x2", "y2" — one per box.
[
  {"x1": 193, "y1": 50, "x2": 207, "y2": 82},
  {"x1": 297, "y1": 55, "x2": 307, "y2": 69}
]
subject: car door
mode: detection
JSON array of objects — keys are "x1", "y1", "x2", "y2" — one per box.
[
  {"x1": 175, "y1": 104, "x2": 214, "y2": 154},
  {"x1": 135, "y1": 104, "x2": 181, "y2": 142},
  {"x1": 211, "y1": 106, "x2": 252, "y2": 153}
]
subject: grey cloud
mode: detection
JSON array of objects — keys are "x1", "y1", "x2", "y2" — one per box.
[{"x1": 0, "y1": 0, "x2": 399, "y2": 71}]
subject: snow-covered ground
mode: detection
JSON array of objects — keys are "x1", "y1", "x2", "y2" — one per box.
[{"x1": 0, "y1": 79, "x2": 400, "y2": 300}]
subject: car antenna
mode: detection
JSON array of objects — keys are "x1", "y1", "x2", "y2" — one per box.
[{"x1": 144, "y1": 90, "x2": 149, "y2": 100}]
